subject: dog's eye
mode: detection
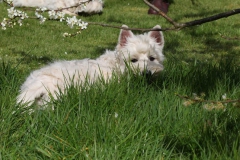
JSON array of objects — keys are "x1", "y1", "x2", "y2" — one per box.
[
  {"x1": 131, "y1": 59, "x2": 138, "y2": 63},
  {"x1": 149, "y1": 56, "x2": 155, "y2": 61}
]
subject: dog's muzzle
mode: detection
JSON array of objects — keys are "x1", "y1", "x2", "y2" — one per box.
[{"x1": 142, "y1": 70, "x2": 153, "y2": 77}]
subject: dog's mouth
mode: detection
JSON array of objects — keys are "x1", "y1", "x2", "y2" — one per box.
[
  {"x1": 142, "y1": 70, "x2": 152, "y2": 76},
  {"x1": 142, "y1": 70, "x2": 160, "y2": 77},
  {"x1": 141, "y1": 70, "x2": 160, "y2": 78}
]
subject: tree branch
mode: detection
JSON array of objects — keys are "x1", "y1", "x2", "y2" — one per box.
[
  {"x1": 143, "y1": 0, "x2": 240, "y2": 30},
  {"x1": 183, "y1": 9, "x2": 240, "y2": 27},
  {"x1": 88, "y1": 4, "x2": 240, "y2": 32},
  {"x1": 1, "y1": 0, "x2": 240, "y2": 32},
  {"x1": 87, "y1": 22, "x2": 175, "y2": 31},
  {"x1": 143, "y1": 0, "x2": 181, "y2": 27}
]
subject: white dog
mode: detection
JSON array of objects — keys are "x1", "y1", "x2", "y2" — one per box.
[
  {"x1": 17, "y1": 25, "x2": 165, "y2": 106},
  {"x1": 12, "y1": 0, "x2": 103, "y2": 15}
]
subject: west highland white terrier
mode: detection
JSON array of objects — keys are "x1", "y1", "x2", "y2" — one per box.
[
  {"x1": 12, "y1": 0, "x2": 103, "y2": 15},
  {"x1": 17, "y1": 25, "x2": 165, "y2": 106}
]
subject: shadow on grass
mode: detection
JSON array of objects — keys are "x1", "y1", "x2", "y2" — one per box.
[
  {"x1": 86, "y1": 42, "x2": 116, "y2": 57},
  {"x1": 153, "y1": 57, "x2": 240, "y2": 96},
  {"x1": 165, "y1": 27, "x2": 240, "y2": 64},
  {"x1": 16, "y1": 50, "x2": 52, "y2": 65},
  {"x1": 187, "y1": 28, "x2": 238, "y2": 47},
  {"x1": 161, "y1": 107, "x2": 240, "y2": 158},
  {"x1": 204, "y1": 37, "x2": 239, "y2": 53}
]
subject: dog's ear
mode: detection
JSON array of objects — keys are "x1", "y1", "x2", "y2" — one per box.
[
  {"x1": 118, "y1": 25, "x2": 134, "y2": 47},
  {"x1": 148, "y1": 25, "x2": 164, "y2": 46}
]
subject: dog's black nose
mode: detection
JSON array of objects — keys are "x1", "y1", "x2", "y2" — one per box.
[{"x1": 142, "y1": 70, "x2": 152, "y2": 77}]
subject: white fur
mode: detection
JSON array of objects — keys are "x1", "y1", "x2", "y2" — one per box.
[
  {"x1": 17, "y1": 25, "x2": 165, "y2": 106},
  {"x1": 12, "y1": 0, "x2": 103, "y2": 15}
]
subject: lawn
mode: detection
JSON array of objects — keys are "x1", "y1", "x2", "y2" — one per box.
[{"x1": 0, "y1": 0, "x2": 240, "y2": 159}]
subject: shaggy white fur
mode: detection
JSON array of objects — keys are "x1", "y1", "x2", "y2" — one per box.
[
  {"x1": 12, "y1": 0, "x2": 103, "y2": 15},
  {"x1": 17, "y1": 25, "x2": 165, "y2": 106}
]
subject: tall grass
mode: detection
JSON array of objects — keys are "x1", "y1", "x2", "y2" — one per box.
[
  {"x1": 0, "y1": 0, "x2": 240, "y2": 159},
  {"x1": 1, "y1": 58, "x2": 239, "y2": 159}
]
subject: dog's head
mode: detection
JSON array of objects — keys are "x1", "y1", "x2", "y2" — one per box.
[{"x1": 116, "y1": 25, "x2": 164, "y2": 76}]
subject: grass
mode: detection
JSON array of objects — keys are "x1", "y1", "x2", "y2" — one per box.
[{"x1": 0, "y1": 0, "x2": 240, "y2": 159}]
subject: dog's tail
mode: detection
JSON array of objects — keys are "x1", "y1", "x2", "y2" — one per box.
[{"x1": 17, "y1": 77, "x2": 58, "y2": 106}]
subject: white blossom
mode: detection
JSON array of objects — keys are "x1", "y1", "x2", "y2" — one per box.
[
  {"x1": 66, "y1": 17, "x2": 88, "y2": 30},
  {"x1": 35, "y1": 8, "x2": 48, "y2": 24},
  {"x1": 37, "y1": 7, "x2": 47, "y2": 12},
  {"x1": 7, "y1": 7, "x2": 15, "y2": 18},
  {"x1": 76, "y1": 18, "x2": 82, "y2": 26},
  {"x1": 80, "y1": 21, "x2": 88, "y2": 29},
  {"x1": 63, "y1": 32, "x2": 70, "y2": 37},
  {"x1": 1, "y1": 18, "x2": 7, "y2": 30},
  {"x1": 48, "y1": 10, "x2": 58, "y2": 19},
  {"x1": 66, "y1": 16, "x2": 78, "y2": 28},
  {"x1": 20, "y1": 12, "x2": 28, "y2": 19},
  {"x1": 39, "y1": 16, "x2": 47, "y2": 24},
  {"x1": 18, "y1": 19, "x2": 22, "y2": 26},
  {"x1": 2, "y1": 7, "x2": 28, "y2": 29},
  {"x1": 7, "y1": 7, "x2": 28, "y2": 19},
  {"x1": 35, "y1": 11, "x2": 42, "y2": 18},
  {"x1": 1, "y1": 18, "x2": 7, "y2": 27},
  {"x1": 57, "y1": 11, "x2": 65, "y2": 22},
  {"x1": 2, "y1": 4, "x2": 88, "y2": 32}
]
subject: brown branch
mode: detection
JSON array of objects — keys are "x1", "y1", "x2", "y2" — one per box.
[
  {"x1": 143, "y1": 0, "x2": 180, "y2": 27},
  {"x1": 87, "y1": 22, "x2": 174, "y2": 31},
  {"x1": 2, "y1": 0, "x2": 240, "y2": 32},
  {"x1": 143, "y1": 0, "x2": 240, "y2": 30},
  {"x1": 3, "y1": 0, "x2": 13, "y2": 6},
  {"x1": 183, "y1": 9, "x2": 240, "y2": 27},
  {"x1": 88, "y1": 6, "x2": 240, "y2": 32}
]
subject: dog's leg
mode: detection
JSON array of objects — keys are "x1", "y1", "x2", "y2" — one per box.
[{"x1": 17, "y1": 72, "x2": 63, "y2": 106}]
